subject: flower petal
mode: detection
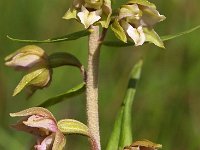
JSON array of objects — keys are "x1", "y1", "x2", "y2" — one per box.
[
  {"x1": 111, "y1": 19, "x2": 127, "y2": 43},
  {"x1": 23, "y1": 115, "x2": 57, "y2": 132},
  {"x1": 5, "y1": 54, "x2": 41, "y2": 68},
  {"x1": 119, "y1": 4, "x2": 141, "y2": 20},
  {"x1": 11, "y1": 117, "x2": 47, "y2": 137},
  {"x1": 12, "y1": 68, "x2": 52, "y2": 96},
  {"x1": 77, "y1": 6, "x2": 101, "y2": 28},
  {"x1": 52, "y1": 131, "x2": 66, "y2": 150},
  {"x1": 5, "y1": 45, "x2": 47, "y2": 70},
  {"x1": 143, "y1": 27, "x2": 164, "y2": 48},
  {"x1": 62, "y1": 8, "x2": 77, "y2": 20},
  {"x1": 127, "y1": 0, "x2": 156, "y2": 9},
  {"x1": 35, "y1": 133, "x2": 55, "y2": 150},
  {"x1": 98, "y1": 0, "x2": 112, "y2": 28},
  {"x1": 140, "y1": 6, "x2": 166, "y2": 26},
  {"x1": 122, "y1": 21, "x2": 145, "y2": 46},
  {"x1": 10, "y1": 107, "x2": 56, "y2": 122}
]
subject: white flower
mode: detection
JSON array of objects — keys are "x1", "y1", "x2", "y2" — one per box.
[
  {"x1": 77, "y1": 6, "x2": 101, "y2": 28},
  {"x1": 121, "y1": 21, "x2": 145, "y2": 46}
]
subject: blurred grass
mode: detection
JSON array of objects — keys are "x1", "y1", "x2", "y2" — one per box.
[{"x1": 0, "y1": 0, "x2": 200, "y2": 150}]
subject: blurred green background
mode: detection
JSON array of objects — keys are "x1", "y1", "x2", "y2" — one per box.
[{"x1": 0, "y1": 0, "x2": 200, "y2": 149}]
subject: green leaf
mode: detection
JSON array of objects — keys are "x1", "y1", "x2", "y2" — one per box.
[
  {"x1": 119, "y1": 60, "x2": 143, "y2": 149},
  {"x1": 106, "y1": 108, "x2": 124, "y2": 150},
  {"x1": 103, "y1": 25, "x2": 200, "y2": 47},
  {"x1": 111, "y1": 19, "x2": 127, "y2": 43},
  {"x1": 38, "y1": 83, "x2": 85, "y2": 108},
  {"x1": 13, "y1": 68, "x2": 47, "y2": 96},
  {"x1": 57, "y1": 119, "x2": 89, "y2": 137},
  {"x1": 49, "y1": 52, "x2": 82, "y2": 69},
  {"x1": 106, "y1": 60, "x2": 143, "y2": 150},
  {"x1": 7, "y1": 30, "x2": 91, "y2": 43},
  {"x1": 161, "y1": 25, "x2": 200, "y2": 41},
  {"x1": 143, "y1": 27, "x2": 165, "y2": 48}
]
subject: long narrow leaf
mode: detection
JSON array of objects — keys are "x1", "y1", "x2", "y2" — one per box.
[
  {"x1": 161, "y1": 25, "x2": 200, "y2": 41},
  {"x1": 103, "y1": 25, "x2": 200, "y2": 47},
  {"x1": 38, "y1": 83, "x2": 85, "y2": 108},
  {"x1": 106, "y1": 60, "x2": 143, "y2": 150},
  {"x1": 106, "y1": 108, "x2": 124, "y2": 150},
  {"x1": 119, "y1": 60, "x2": 143, "y2": 149},
  {"x1": 7, "y1": 30, "x2": 91, "y2": 43}
]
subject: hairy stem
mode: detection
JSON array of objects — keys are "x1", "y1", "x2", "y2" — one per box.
[{"x1": 86, "y1": 26, "x2": 106, "y2": 150}]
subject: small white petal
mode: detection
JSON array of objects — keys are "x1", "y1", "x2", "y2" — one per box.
[
  {"x1": 77, "y1": 6, "x2": 101, "y2": 28},
  {"x1": 122, "y1": 21, "x2": 145, "y2": 46},
  {"x1": 5, "y1": 54, "x2": 41, "y2": 67}
]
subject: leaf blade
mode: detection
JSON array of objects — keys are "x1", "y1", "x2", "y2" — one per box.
[
  {"x1": 106, "y1": 108, "x2": 124, "y2": 150},
  {"x1": 38, "y1": 83, "x2": 85, "y2": 108},
  {"x1": 106, "y1": 60, "x2": 143, "y2": 150},
  {"x1": 7, "y1": 30, "x2": 91, "y2": 43},
  {"x1": 161, "y1": 25, "x2": 200, "y2": 41},
  {"x1": 119, "y1": 60, "x2": 143, "y2": 149}
]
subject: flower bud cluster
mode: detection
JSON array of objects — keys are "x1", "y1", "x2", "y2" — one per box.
[{"x1": 5, "y1": 45, "x2": 52, "y2": 96}]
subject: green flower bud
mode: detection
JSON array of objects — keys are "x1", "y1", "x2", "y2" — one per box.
[
  {"x1": 5, "y1": 45, "x2": 52, "y2": 96},
  {"x1": 5, "y1": 45, "x2": 48, "y2": 70}
]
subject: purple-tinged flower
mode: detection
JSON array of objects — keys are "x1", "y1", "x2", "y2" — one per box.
[{"x1": 10, "y1": 107, "x2": 66, "y2": 150}]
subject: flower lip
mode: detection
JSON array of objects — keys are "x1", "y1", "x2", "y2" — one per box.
[
  {"x1": 34, "y1": 133, "x2": 55, "y2": 150},
  {"x1": 121, "y1": 21, "x2": 146, "y2": 46},
  {"x1": 23, "y1": 115, "x2": 58, "y2": 133},
  {"x1": 77, "y1": 6, "x2": 101, "y2": 28}
]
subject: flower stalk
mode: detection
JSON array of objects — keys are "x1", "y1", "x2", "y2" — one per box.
[{"x1": 86, "y1": 25, "x2": 105, "y2": 150}]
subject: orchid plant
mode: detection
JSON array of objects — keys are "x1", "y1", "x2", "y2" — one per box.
[{"x1": 5, "y1": 0, "x2": 200, "y2": 150}]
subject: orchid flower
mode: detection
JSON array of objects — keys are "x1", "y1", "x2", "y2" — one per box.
[
  {"x1": 111, "y1": 0, "x2": 166, "y2": 48},
  {"x1": 10, "y1": 107, "x2": 66, "y2": 150}
]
